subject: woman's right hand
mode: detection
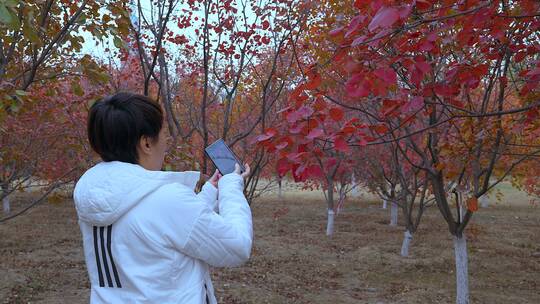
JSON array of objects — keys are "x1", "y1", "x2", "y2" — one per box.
[{"x1": 234, "y1": 163, "x2": 250, "y2": 179}]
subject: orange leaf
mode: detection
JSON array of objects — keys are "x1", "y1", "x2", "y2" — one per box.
[
  {"x1": 341, "y1": 125, "x2": 355, "y2": 135},
  {"x1": 304, "y1": 73, "x2": 322, "y2": 90},
  {"x1": 313, "y1": 97, "x2": 326, "y2": 111},
  {"x1": 372, "y1": 124, "x2": 388, "y2": 134},
  {"x1": 467, "y1": 197, "x2": 478, "y2": 212}
]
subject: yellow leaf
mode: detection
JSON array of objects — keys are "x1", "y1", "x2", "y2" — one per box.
[
  {"x1": 435, "y1": 162, "x2": 445, "y2": 171},
  {"x1": 47, "y1": 193, "x2": 63, "y2": 205}
]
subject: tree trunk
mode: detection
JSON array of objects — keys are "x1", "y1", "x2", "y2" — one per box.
[
  {"x1": 390, "y1": 202, "x2": 398, "y2": 226},
  {"x1": 326, "y1": 178, "x2": 335, "y2": 237},
  {"x1": 326, "y1": 209, "x2": 335, "y2": 236},
  {"x1": 382, "y1": 199, "x2": 387, "y2": 209},
  {"x1": 400, "y1": 230, "x2": 413, "y2": 257},
  {"x1": 479, "y1": 195, "x2": 488, "y2": 208},
  {"x1": 351, "y1": 173, "x2": 359, "y2": 197},
  {"x1": 200, "y1": 0, "x2": 211, "y2": 175},
  {"x1": 453, "y1": 234, "x2": 469, "y2": 304},
  {"x1": 2, "y1": 195, "x2": 10, "y2": 215},
  {"x1": 336, "y1": 189, "x2": 346, "y2": 215},
  {"x1": 158, "y1": 52, "x2": 179, "y2": 139},
  {"x1": 278, "y1": 177, "x2": 283, "y2": 199},
  {"x1": 1, "y1": 184, "x2": 9, "y2": 215}
]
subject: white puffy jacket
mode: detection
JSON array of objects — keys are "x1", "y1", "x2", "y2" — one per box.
[{"x1": 73, "y1": 161, "x2": 253, "y2": 303}]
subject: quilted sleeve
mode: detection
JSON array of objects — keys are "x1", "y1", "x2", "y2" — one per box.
[
  {"x1": 164, "y1": 173, "x2": 252, "y2": 267},
  {"x1": 196, "y1": 182, "x2": 219, "y2": 212}
]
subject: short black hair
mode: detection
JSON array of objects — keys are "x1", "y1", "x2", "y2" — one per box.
[{"x1": 87, "y1": 92, "x2": 163, "y2": 164}]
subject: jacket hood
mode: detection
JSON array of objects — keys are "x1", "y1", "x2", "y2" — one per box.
[{"x1": 73, "y1": 161, "x2": 200, "y2": 226}]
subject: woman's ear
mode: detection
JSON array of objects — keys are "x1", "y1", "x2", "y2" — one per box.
[{"x1": 138, "y1": 135, "x2": 152, "y2": 156}]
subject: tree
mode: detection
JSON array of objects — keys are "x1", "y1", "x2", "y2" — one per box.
[
  {"x1": 0, "y1": 74, "x2": 108, "y2": 222},
  {"x1": 0, "y1": 0, "x2": 128, "y2": 118},
  {"x1": 127, "y1": 0, "x2": 310, "y2": 200},
  {"x1": 0, "y1": 0, "x2": 130, "y2": 220},
  {"x1": 270, "y1": 1, "x2": 540, "y2": 303},
  {"x1": 257, "y1": 70, "x2": 365, "y2": 236},
  {"x1": 357, "y1": 140, "x2": 434, "y2": 257}
]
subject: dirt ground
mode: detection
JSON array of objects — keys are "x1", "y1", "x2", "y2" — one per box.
[{"x1": 1, "y1": 190, "x2": 539, "y2": 304}]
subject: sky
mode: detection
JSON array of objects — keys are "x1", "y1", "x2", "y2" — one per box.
[{"x1": 79, "y1": 0, "x2": 259, "y2": 62}]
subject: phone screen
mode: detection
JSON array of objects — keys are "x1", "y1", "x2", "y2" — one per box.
[{"x1": 205, "y1": 139, "x2": 244, "y2": 175}]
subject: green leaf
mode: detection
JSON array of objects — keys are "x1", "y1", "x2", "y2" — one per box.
[
  {"x1": 87, "y1": 98, "x2": 98, "y2": 108},
  {"x1": 77, "y1": 12, "x2": 87, "y2": 24},
  {"x1": 87, "y1": 69, "x2": 110, "y2": 84},
  {"x1": 113, "y1": 36, "x2": 125, "y2": 49},
  {"x1": 8, "y1": 104, "x2": 19, "y2": 112},
  {"x1": 0, "y1": 4, "x2": 13, "y2": 24},
  {"x1": 8, "y1": 95, "x2": 21, "y2": 113},
  {"x1": 0, "y1": 4, "x2": 20, "y2": 30},
  {"x1": 71, "y1": 81, "x2": 84, "y2": 96},
  {"x1": 23, "y1": 23, "x2": 39, "y2": 43},
  {"x1": 15, "y1": 89, "x2": 27, "y2": 96},
  {"x1": 80, "y1": 55, "x2": 110, "y2": 84},
  {"x1": 4, "y1": 0, "x2": 19, "y2": 8},
  {"x1": 45, "y1": 87, "x2": 55, "y2": 96}
]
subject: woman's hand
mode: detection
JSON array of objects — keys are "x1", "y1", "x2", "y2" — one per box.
[
  {"x1": 234, "y1": 163, "x2": 250, "y2": 179},
  {"x1": 209, "y1": 169, "x2": 222, "y2": 188}
]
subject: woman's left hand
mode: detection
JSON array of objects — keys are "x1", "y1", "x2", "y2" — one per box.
[{"x1": 209, "y1": 169, "x2": 222, "y2": 188}]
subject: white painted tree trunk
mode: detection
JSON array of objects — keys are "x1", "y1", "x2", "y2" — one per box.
[
  {"x1": 459, "y1": 205, "x2": 465, "y2": 222},
  {"x1": 382, "y1": 199, "x2": 387, "y2": 209},
  {"x1": 479, "y1": 195, "x2": 488, "y2": 208},
  {"x1": 1, "y1": 184, "x2": 10, "y2": 215},
  {"x1": 453, "y1": 235, "x2": 469, "y2": 304},
  {"x1": 390, "y1": 202, "x2": 398, "y2": 226},
  {"x1": 351, "y1": 185, "x2": 360, "y2": 197},
  {"x1": 326, "y1": 178, "x2": 335, "y2": 237},
  {"x1": 351, "y1": 174, "x2": 359, "y2": 197},
  {"x1": 400, "y1": 230, "x2": 413, "y2": 257},
  {"x1": 326, "y1": 209, "x2": 335, "y2": 236},
  {"x1": 2, "y1": 195, "x2": 10, "y2": 215}
]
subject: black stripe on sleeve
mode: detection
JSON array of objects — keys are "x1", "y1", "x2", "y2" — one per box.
[
  {"x1": 107, "y1": 225, "x2": 122, "y2": 288},
  {"x1": 93, "y1": 226, "x2": 105, "y2": 287},
  {"x1": 99, "y1": 226, "x2": 114, "y2": 287}
]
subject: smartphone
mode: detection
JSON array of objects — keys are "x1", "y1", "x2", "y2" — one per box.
[{"x1": 204, "y1": 139, "x2": 245, "y2": 175}]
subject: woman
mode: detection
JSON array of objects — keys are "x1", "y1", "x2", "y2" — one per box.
[{"x1": 73, "y1": 92, "x2": 252, "y2": 303}]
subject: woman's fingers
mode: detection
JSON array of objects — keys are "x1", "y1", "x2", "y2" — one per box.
[
  {"x1": 241, "y1": 163, "x2": 250, "y2": 179},
  {"x1": 209, "y1": 169, "x2": 221, "y2": 187},
  {"x1": 233, "y1": 163, "x2": 250, "y2": 178}
]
